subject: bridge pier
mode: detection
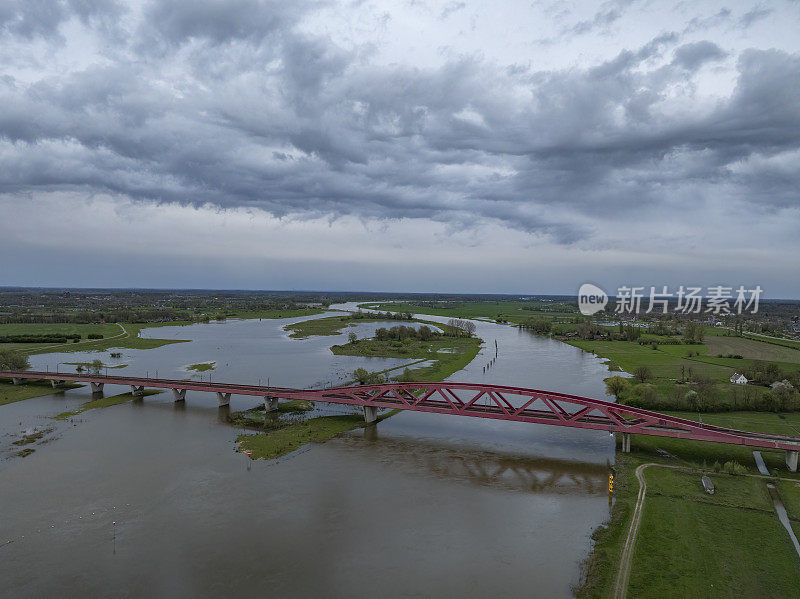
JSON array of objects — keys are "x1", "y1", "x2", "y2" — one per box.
[
  {"x1": 90, "y1": 382, "x2": 104, "y2": 394},
  {"x1": 130, "y1": 385, "x2": 145, "y2": 397},
  {"x1": 12, "y1": 377, "x2": 25, "y2": 385},
  {"x1": 51, "y1": 380, "x2": 66, "y2": 388},
  {"x1": 172, "y1": 389, "x2": 187, "y2": 402},
  {"x1": 217, "y1": 392, "x2": 231, "y2": 407},
  {"x1": 264, "y1": 397, "x2": 279, "y2": 412},
  {"x1": 621, "y1": 433, "x2": 631, "y2": 453},
  {"x1": 787, "y1": 450, "x2": 799, "y2": 473},
  {"x1": 364, "y1": 406, "x2": 378, "y2": 424}
]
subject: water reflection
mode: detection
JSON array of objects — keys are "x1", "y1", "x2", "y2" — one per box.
[{"x1": 341, "y1": 433, "x2": 608, "y2": 495}]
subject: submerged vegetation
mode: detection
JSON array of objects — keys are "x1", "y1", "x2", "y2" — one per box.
[
  {"x1": 236, "y1": 409, "x2": 400, "y2": 460},
  {"x1": 53, "y1": 390, "x2": 163, "y2": 420},
  {"x1": 0, "y1": 378, "x2": 83, "y2": 406},
  {"x1": 187, "y1": 361, "x2": 216, "y2": 372}
]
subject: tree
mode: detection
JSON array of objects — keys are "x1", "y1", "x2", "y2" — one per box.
[
  {"x1": 605, "y1": 376, "x2": 629, "y2": 399},
  {"x1": 418, "y1": 325, "x2": 432, "y2": 341},
  {"x1": 463, "y1": 320, "x2": 476, "y2": 337},
  {"x1": 0, "y1": 349, "x2": 30, "y2": 370},
  {"x1": 353, "y1": 368, "x2": 384, "y2": 385},
  {"x1": 347, "y1": 331, "x2": 358, "y2": 344},
  {"x1": 633, "y1": 366, "x2": 653, "y2": 383},
  {"x1": 89, "y1": 359, "x2": 103, "y2": 374}
]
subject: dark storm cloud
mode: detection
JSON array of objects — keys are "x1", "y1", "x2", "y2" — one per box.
[
  {"x1": 139, "y1": 0, "x2": 313, "y2": 48},
  {"x1": 0, "y1": 1, "x2": 799, "y2": 244},
  {"x1": 671, "y1": 41, "x2": 727, "y2": 70},
  {"x1": 0, "y1": 0, "x2": 122, "y2": 39}
]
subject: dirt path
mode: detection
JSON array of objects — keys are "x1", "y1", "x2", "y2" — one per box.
[
  {"x1": 613, "y1": 463, "x2": 651, "y2": 599},
  {"x1": 612, "y1": 461, "x2": 799, "y2": 598}
]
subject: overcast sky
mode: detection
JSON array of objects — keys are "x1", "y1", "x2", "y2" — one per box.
[{"x1": 1, "y1": 0, "x2": 799, "y2": 296}]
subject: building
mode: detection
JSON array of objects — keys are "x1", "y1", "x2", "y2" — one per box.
[{"x1": 730, "y1": 373, "x2": 748, "y2": 385}]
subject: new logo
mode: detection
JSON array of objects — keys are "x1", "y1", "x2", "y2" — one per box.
[{"x1": 578, "y1": 283, "x2": 608, "y2": 316}]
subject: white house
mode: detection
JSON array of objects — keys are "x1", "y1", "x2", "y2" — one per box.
[{"x1": 730, "y1": 373, "x2": 748, "y2": 385}]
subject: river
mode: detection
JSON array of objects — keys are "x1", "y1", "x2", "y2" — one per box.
[{"x1": 0, "y1": 305, "x2": 615, "y2": 597}]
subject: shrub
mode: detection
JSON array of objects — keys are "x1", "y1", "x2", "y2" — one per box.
[
  {"x1": 633, "y1": 366, "x2": 653, "y2": 383},
  {"x1": 723, "y1": 461, "x2": 747, "y2": 475}
]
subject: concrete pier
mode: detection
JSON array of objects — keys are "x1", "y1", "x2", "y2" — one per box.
[
  {"x1": 364, "y1": 406, "x2": 378, "y2": 424},
  {"x1": 172, "y1": 389, "x2": 186, "y2": 402},
  {"x1": 12, "y1": 377, "x2": 25, "y2": 385},
  {"x1": 217, "y1": 392, "x2": 231, "y2": 407},
  {"x1": 130, "y1": 385, "x2": 145, "y2": 396},
  {"x1": 787, "y1": 450, "x2": 799, "y2": 473},
  {"x1": 90, "y1": 382, "x2": 104, "y2": 394},
  {"x1": 621, "y1": 432, "x2": 631, "y2": 453},
  {"x1": 265, "y1": 397, "x2": 279, "y2": 412},
  {"x1": 50, "y1": 380, "x2": 66, "y2": 388}
]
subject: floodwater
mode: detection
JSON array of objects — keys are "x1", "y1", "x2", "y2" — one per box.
[{"x1": 0, "y1": 305, "x2": 615, "y2": 597}]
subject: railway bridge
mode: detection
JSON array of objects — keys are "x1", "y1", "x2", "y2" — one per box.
[{"x1": 3, "y1": 370, "x2": 798, "y2": 472}]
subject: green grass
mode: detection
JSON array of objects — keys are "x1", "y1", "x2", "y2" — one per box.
[
  {"x1": 565, "y1": 338, "x2": 733, "y2": 381},
  {"x1": 628, "y1": 491, "x2": 800, "y2": 598},
  {"x1": 705, "y1": 335, "x2": 800, "y2": 363},
  {"x1": 742, "y1": 333, "x2": 800, "y2": 351},
  {"x1": 230, "y1": 400, "x2": 314, "y2": 426},
  {"x1": 576, "y1": 453, "x2": 636, "y2": 598},
  {"x1": 357, "y1": 300, "x2": 577, "y2": 324},
  {"x1": 219, "y1": 308, "x2": 327, "y2": 320},
  {"x1": 578, "y1": 410, "x2": 800, "y2": 598},
  {"x1": 25, "y1": 321, "x2": 192, "y2": 354},
  {"x1": 63, "y1": 362, "x2": 128, "y2": 370},
  {"x1": 187, "y1": 362, "x2": 215, "y2": 372},
  {"x1": 644, "y1": 466, "x2": 774, "y2": 510},
  {"x1": 0, "y1": 379, "x2": 83, "y2": 406},
  {"x1": 236, "y1": 412, "x2": 399, "y2": 460},
  {"x1": 52, "y1": 390, "x2": 163, "y2": 420},
  {"x1": 332, "y1": 336, "x2": 482, "y2": 382},
  {"x1": 284, "y1": 315, "x2": 361, "y2": 338}
]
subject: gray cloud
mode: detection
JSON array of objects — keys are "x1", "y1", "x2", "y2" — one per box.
[
  {"x1": 739, "y1": 5, "x2": 772, "y2": 28},
  {"x1": 672, "y1": 41, "x2": 727, "y2": 70},
  {"x1": 0, "y1": 0, "x2": 798, "y2": 250}
]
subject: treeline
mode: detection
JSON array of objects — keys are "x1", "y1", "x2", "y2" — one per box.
[
  {"x1": 374, "y1": 325, "x2": 436, "y2": 341},
  {"x1": 0, "y1": 334, "x2": 82, "y2": 343},
  {"x1": 352, "y1": 310, "x2": 413, "y2": 321},
  {"x1": 609, "y1": 375, "x2": 800, "y2": 413},
  {"x1": 0, "y1": 309, "x2": 189, "y2": 325}
]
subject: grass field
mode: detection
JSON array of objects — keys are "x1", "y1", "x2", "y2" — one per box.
[
  {"x1": 217, "y1": 308, "x2": 327, "y2": 320},
  {"x1": 705, "y1": 335, "x2": 800, "y2": 363},
  {"x1": 578, "y1": 407, "x2": 800, "y2": 598},
  {"x1": 331, "y1": 335, "x2": 482, "y2": 382},
  {"x1": 357, "y1": 300, "x2": 576, "y2": 324},
  {"x1": 0, "y1": 379, "x2": 84, "y2": 405},
  {"x1": 284, "y1": 315, "x2": 362, "y2": 338},
  {"x1": 24, "y1": 321, "x2": 192, "y2": 354},
  {"x1": 565, "y1": 338, "x2": 734, "y2": 381},
  {"x1": 628, "y1": 484, "x2": 800, "y2": 598}
]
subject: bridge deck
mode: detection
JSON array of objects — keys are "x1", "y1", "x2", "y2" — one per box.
[{"x1": 3, "y1": 370, "x2": 799, "y2": 453}]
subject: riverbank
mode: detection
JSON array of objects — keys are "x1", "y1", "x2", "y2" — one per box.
[
  {"x1": 236, "y1": 410, "x2": 400, "y2": 460},
  {"x1": 577, "y1": 412, "x2": 800, "y2": 598},
  {"x1": 0, "y1": 379, "x2": 83, "y2": 406},
  {"x1": 52, "y1": 390, "x2": 163, "y2": 420}
]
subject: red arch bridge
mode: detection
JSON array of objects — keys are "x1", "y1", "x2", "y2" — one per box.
[{"x1": 3, "y1": 370, "x2": 798, "y2": 471}]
